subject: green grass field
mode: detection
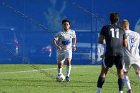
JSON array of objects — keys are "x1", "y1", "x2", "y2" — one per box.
[{"x1": 0, "y1": 64, "x2": 139, "y2": 93}]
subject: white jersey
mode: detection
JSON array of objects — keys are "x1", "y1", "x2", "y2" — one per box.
[
  {"x1": 54, "y1": 29, "x2": 76, "y2": 51},
  {"x1": 124, "y1": 30, "x2": 140, "y2": 65}
]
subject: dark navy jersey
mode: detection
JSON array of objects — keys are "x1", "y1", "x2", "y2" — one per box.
[{"x1": 100, "y1": 24, "x2": 127, "y2": 56}]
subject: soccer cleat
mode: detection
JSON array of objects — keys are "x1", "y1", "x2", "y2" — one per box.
[
  {"x1": 66, "y1": 76, "x2": 70, "y2": 82},
  {"x1": 127, "y1": 89, "x2": 132, "y2": 93}
]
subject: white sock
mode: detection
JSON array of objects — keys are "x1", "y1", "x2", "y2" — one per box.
[
  {"x1": 119, "y1": 91, "x2": 123, "y2": 93},
  {"x1": 58, "y1": 67, "x2": 62, "y2": 74},
  {"x1": 137, "y1": 74, "x2": 140, "y2": 79},
  {"x1": 96, "y1": 87, "x2": 101, "y2": 93},
  {"x1": 124, "y1": 73, "x2": 131, "y2": 91},
  {"x1": 66, "y1": 65, "x2": 71, "y2": 77}
]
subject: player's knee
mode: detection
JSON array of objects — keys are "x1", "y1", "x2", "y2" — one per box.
[
  {"x1": 97, "y1": 76, "x2": 105, "y2": 88},
  {"x1": 100, "y1": 67, "x2": 108, "y2": 77},
  {"x1": 58, "y1": 63, "x2": 63, "y2": 68},
  {"x1": 135, "y1": 71, "x2": 140, "y2": 79},
  {"x1": 66, "y1": 62, "x2": 71, "y2": 66},
  {"x1": 118, "y1": 74, "x2": 124, "y2": 79},
  {"x1": 136, "y1": 74, "x2": 140, "y2": 79},
  {"x1": 66, "y1": 59, "x2": 71, "y2": 66},
  {"x1": 118, "y1": 71, "x2": 124, "y2": 79},
  {"x1": 124, "y1": 74, "x2": 130, "y2": 82}
]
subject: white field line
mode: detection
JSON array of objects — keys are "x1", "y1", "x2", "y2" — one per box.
[
  {"x1": 0, "y1": 66, "x2": 94, "y2": 74},
  {"x1": 0, "y1": 68, "x2": 57, "y2": 74}
]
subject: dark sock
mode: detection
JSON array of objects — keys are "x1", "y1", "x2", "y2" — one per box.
[
  {"x1": 118, "y1": 78, "x2": 124, "y2": 91},
  {"x1": 97, "y1": 76, "x2": 105, "y2": 88}
]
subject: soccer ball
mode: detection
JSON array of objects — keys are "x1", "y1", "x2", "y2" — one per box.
[{"x1": 56, "y1": 73, "x2": 65, "y2": 82}]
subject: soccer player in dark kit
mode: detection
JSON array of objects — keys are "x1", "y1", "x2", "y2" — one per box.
[{"x1": 96, "y1": 13, "x2": 128, "y2": 93}]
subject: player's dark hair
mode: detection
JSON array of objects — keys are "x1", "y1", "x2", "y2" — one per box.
[
  {"x1": 62, "y1": 19, "x2": 70, "y2": 24},
  {"x1": 110, "y1": 12, "x2": 119, "y2": 24}
]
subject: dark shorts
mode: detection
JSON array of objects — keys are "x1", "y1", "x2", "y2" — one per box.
[{"x1": 102, "y1": 55, "x2": 123, "y2": 69}]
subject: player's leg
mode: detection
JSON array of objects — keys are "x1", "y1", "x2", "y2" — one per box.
[
  {"x1": 123, "y1": 63, "x2": 132, "y2": 93},
  {"x1": 116, "y1": 55, "x2": 124, "y2": 93},
  {"x1": 124, "y1": 72, "x2": 132, "y2": 93},
  {"x1": 65, "y1": 58, "x2": 71, "y2": 81},
  {"x1": 133, "y1": 64, "x2": 140, "y2": 79},
  {"x1": 96, "y1": 66, "x2": 108, "y2": 93},
  {"x1": 117, "y1": 68, "x2": 125, "y2": 93},
  {"x1": 136, "y1": 71, "x2": 140, "y2": 79},
  {"x1": 135, "y1": 69, "x2": 140, "y2": 93},
  {"x1": 57, "y1": 51, "x2": 65, "y2": 74},
  {"x1": 57, "y1": 63, "x2": 63, "y2": 74},
  {"x1": 96, "y1": 56, "x2": 111, "y2": 93},
  {"x1": 131, "y1": 61, "x2": 140, "y2": 92},
  {"x1": 123, "y1": 53, "x2": 132, "y2": 93},
  {"x1": 65, "y1": 50, "x2": 72, "y2": 81}
]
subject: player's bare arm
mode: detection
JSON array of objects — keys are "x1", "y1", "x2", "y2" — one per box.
[
  {"x1": 52, "y1": 39, "x2": 62, "y2": 50},
  {"x1": 98, "y1": 35, "x2": 104, "y2": 44},
  {"x1": 98, "y1": 35, "x2": 105, "y2": 58},
  {"x1": 123, "y1": 39, "x2": 128, "y2": 47},
  {"x1": 73, "y1": 37, "x2": 77, "y2": 51}
]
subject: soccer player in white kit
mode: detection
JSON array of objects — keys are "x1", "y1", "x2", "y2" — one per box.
[
  {"x1": 121, "y1": 19, "x2": 140, "y2": 93},
  {"x1": 52, "y1": 19, "x2": 76, "y2": 81}
]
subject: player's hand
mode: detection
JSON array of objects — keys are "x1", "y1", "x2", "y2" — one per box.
[
  {"x1": 56, "y1": 45, "x2": 62, "y2": 50},
  {"x1": 73, "y1": 47, "x2": 76, "y2": 51},
  {"x1": 72, "y1": 44, "x2": 76, "y2": 51},
  {"x1": 100, "y1": 54, "x2": 105, "y2": 59}
]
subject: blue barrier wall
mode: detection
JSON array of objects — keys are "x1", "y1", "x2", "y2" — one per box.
[{"x1": 0, "y1": 0, "x2": 139, "y2": 64}]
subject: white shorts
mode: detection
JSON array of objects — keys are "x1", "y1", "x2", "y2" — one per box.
[
  {"x1": 123, "y1": 49, "x2": 140, "y2": 72},
  {"x1": 57, "y1": 50, "x2": 72, "y2": 64},
  {"x1": 123, "y1": 56, "x2": 140, "y2": 72}
]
